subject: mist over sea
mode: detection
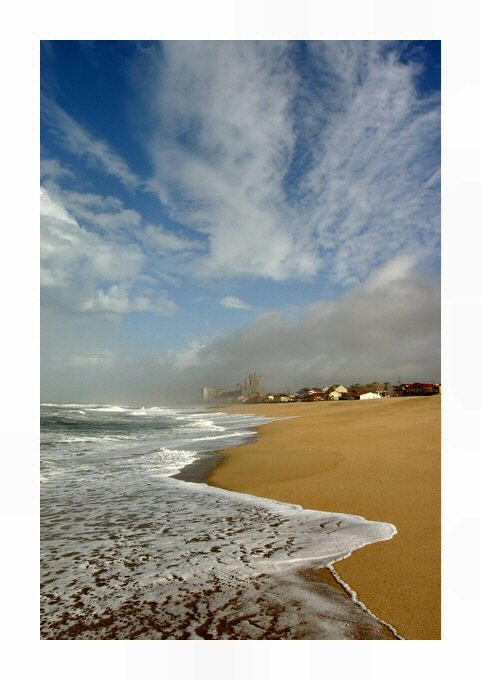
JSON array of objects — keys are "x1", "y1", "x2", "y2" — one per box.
[{"x1": 40, "y1": 403, "x2": 398, "y2": 639}]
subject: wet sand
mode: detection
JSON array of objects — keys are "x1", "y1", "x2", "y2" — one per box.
[{"x1": 207, "y1": 396, "x2": 441, "y2": 640}]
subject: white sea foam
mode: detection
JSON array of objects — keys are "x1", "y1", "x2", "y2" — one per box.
[
  {"x1": 188, "y1": 431, "x2": 257, "y2": 444},
  {"x1": 41, "y1": 470, "x2": 396, "y2": 639},
  {"x1": 86, "y1": 405, "x2": 127, "y2": 412},
  {"x1": 152, "y1": 447, "x2": 198, "y2": 474},
  {"x1": 40, "y1": 404, "x2": 397, "y2": 640},
  {"x1": 57, "y1": 434, "x2": 139, "y2": 443}
]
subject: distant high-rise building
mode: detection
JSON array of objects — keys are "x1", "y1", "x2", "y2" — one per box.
[
  {"x1": 201, "y1": 387, "x2": 225, "y2": 402},
  {"x1": 244, "y1": 373, "x2": 262, "y2": 394}
]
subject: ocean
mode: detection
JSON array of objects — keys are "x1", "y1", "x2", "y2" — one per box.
[{"x1": 40, "y1": 402, "x2": 399, "y2": 640}]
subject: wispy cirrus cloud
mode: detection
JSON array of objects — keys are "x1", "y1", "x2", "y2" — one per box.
[
  {"x1": 41, "y1": 179, "x2": 143, "y2": 233},
  {"x1": 134, "y1": 41, "x2": 440, "y2": 286},
  {"x1": 41, "y1": 95, "x2": 141, "y2": 191},
  {"x1": 139, "y1": 223, "x2": 205, "y2": 254},
  {"x1": 40, "y1": 158, "x2": 75, "y2": 181},
  {"x1": 219, "y1": 296, "x2": 252, "y2": 310},
  {"x1": 299, "y1": 41, "x2": 441, "y2": 285},
  {"x1": 136, "y1": 41, "x2": 311, "y2": 281}
]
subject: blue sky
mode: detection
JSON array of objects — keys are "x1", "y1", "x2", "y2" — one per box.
[{"x1": 40, "y1": 40, "x2": 441, "y2": 404}]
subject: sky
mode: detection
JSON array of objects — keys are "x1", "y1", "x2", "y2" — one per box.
[{"x1": 40, "y1": 40, "x2": 441, "y2": 404}]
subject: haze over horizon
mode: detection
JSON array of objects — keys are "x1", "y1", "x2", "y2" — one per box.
[{"x1": 40, "y1": 40, "x2": 440, "y2": 406}]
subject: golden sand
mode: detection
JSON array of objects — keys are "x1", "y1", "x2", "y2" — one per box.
[{"x1": 207, "y1": 396, "x2": 441, "y2": 640}]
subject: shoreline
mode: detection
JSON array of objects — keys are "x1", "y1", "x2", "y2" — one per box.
[
  {"x1": 172, "y1": 450, "x2": 226, "y2": 484},
  {"x1": 206, "y1": 396, "x2": 441, "y2": 640}
]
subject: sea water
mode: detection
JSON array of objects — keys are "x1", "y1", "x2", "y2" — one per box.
[{"x1": 40, "y1": 403, "x2": 398, "y2": 639}]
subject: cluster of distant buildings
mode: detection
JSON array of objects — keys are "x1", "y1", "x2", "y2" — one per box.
[
  {"x1": 201, "y1": 373, "x2": 264, "y2": 403},
  {"x1": 201, "y1": 375, "x2": 441, "y2": 404}
]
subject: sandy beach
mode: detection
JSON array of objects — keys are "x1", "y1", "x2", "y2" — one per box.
[{"x1": 207, "y1": 396, "x2": 441, "y2": 640}]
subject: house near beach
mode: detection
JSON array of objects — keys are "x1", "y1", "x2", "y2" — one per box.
[
  {"x1": 328, "y1": 385, "x2": 348, "y2": 400},
  {"x1": 328, "y1": 390, "x2": 343, "y2": 400},
  {"x1": 358, "y1": 391, "x2": 382, "y2": 400},
  {"x1": 306, "y1": 390, "x2": 324, "y2": 401},
  {"x1": 392, "y1": 383, "x2": 440, "y2": 397},
  {"x1": 301, "y1": 385, "x2": 350, "y2": 401}
]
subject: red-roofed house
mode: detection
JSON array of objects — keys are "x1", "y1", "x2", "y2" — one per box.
[{"x1": 393, "y1": 383, "x2": 440, "y2": 397}]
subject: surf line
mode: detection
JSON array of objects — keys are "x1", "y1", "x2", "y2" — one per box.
[{"x1": 327, "y1": 564, "x2": 404, "y2": 640}]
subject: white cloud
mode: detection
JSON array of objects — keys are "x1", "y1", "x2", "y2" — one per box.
[
  {"x1": 299, "y1": 43, "x2": 441, "y2": 285},
  {"x1": 41, "y1": 187, "x2": 144, "y2": 284},
  {"x1": 165, "y1": 340, "x2": 207, "y2": 370},
  {"x1": 219, "y1": 296, "x2": 252, "y2": 310},
  {"x1": 42, "y1": 181, "x2": 207, "y2": 277},
  {"x1": 81, "y1": 284, "x2": 178, "y2": 316},
  {"x1": 140, "y1": 223, "x2": 205, "y2": 253},
  {"x1": 40, "y1": 185, "x2": 77, "y2": 225},
  {"x1": 139, "y1": 41, "x2": 315, "y2": 281},
  {"x1": 136, "y1": 41, "x2": 439, "y2": 286},
  {"x1": 47, "y1": 186, "x2": 143, "y2": 232},
  {"x1": 40, "y1": 158, "x2": 75, "y2": 181},
  {"x1": 363, "y1": 254, "x2": 420, "y2": 293},
  {"x1": 40, "y1": 187, "x2": 177, "y2": 317},
  {"x1": 41, "y1": 96, "x2": 141, "y2": 190}
]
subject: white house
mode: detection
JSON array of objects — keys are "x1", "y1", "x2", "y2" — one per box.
[
  {"x1": 328, "y1": 390, "x2": 342, "y2": 400},
  {"x1": 326, "y1": 385, "x2": 349, "y2": 400},
  {"x1": 359, "y1": 391, "x2": 382, "y2": 400}
]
